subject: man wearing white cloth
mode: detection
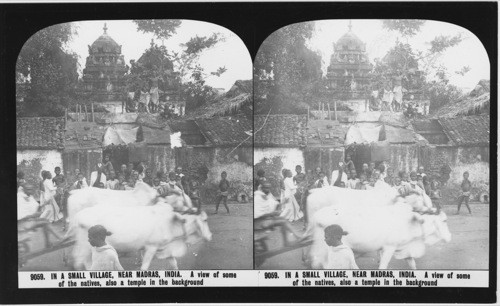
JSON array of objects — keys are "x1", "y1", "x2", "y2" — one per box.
[
  {"x1": 331, "y1": 162, "x2": 348, "y2": 187},
  {"x1": 17, "y1": 183, "x2": 40, "y2": 220},
  {"x1": 254, "y1": 182, "x2": 303, "y2": 246}
]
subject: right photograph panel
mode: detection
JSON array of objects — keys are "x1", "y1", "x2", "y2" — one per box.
[{"x1": 253, "y1": 19, "x2": 490, "y2": 270}]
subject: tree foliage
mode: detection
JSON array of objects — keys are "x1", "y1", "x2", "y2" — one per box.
[
  {"x1": 375, "y1": 20, "x2": 467, "y2": 112},
  {"x1": 382, "y1": 20, "x2": 426, "y2": 37},
  {"x1": 131, "y1": 20, "x2": 226, "y2": 112},
  {"x1": 134, "y1": 19, "x2": 182, "y2": 41},
  {"x1": 16, "y1": 23, "x2": 79, "y2": 116},
  {"x1": 254, "y1": 22, "x2": 323, "y2": 114},
  {"x1": 126, "y1": 44, "x2": 178, "y2": 93},
  {"x1": 175, "y1": 33, "x2": 226, "y2": 111}
]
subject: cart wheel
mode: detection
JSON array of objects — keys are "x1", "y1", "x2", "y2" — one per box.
[
  {"x1": 18, "y1": 241, "x2": 29, "y2": 268},
  {"x1": 62, "y1": 249, "x2": 68, "y2": 267},
  {"x1": 254, "y1": 256, "x2": 265, "y2": 268}
]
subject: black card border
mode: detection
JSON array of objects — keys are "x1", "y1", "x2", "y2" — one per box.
[{"x1": 0, "y1": 1, "x2": 497, "y2": 304}]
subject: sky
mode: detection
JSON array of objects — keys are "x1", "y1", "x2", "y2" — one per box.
[
  {"x1": 64, "y1": 20, "x2": 252, "y2": 91},
  {"x1": 309, "y1": 20, "x2": 490, "y2": 92}
]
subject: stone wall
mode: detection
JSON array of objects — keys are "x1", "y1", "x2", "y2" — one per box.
[
  {"x1": 146, "y1": 145, "x2": 175, "y2": 178},
  {"x1": 422, "y1": 145, "x2": 489, "y2": 202},
  {"x1": 176, "y1": 146, "x2": 253, "y2": 204},
  {"x1": 387, "y1": 144, "x2": 419, "y2": 174}
]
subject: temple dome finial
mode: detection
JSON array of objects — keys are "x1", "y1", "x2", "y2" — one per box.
[
  {"x1": 103, "y1": 22, "x2": 108, "y2": 34},
  {"x1": 348, "y1": 20, "x2": 352, "y2": 31}
]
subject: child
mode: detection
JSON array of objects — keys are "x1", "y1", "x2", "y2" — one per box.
[
  {"x1": 114, "y1": 174, "x2": 126, "y2": 191},
  {"x1": 102, "y1": 154, "x2": 114, "y2": 177},
  {"x1": 430, "y1": 179, "x2": 442, "y2": 210},
  {"x1": 324, "y1": 224, "x2": 358, "y2": 269},
  {"x1": 457, "y1": 171, "x2": 472, "y2": 215},
  {"x1": 52, "y1": 166, "x2": 66, "y2": 210},
  {"x1": 106, "y1": 171, "x2": 118, "y2": 189},
  {"x1": 73, "y1": 173, "x2": 89, "y2": 189},
  {"x1": 355, "y1": 173, "x2": 366, "y2": 190},
  {"x1": 344, "y1": 154, "x2": 355, "y2": 171},
  {"x1": 215, "y1": 171, "x2": 230, "y2": 214},
  {"x1": 88, "y1": 225, "x2": 124, "y2": 271},
  {"x1": 315, "y1": 171, "x2": 329, "y2": 188}
]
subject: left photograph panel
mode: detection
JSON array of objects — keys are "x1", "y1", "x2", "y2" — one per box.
[{"x1": 16, "y1": 20, "x2": 254, "y2": 271}]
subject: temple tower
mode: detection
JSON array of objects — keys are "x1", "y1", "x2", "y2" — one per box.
[
  {"x1": 82, "y1": 23, "x2": 128, "y2": 111},
  {"x1": 326, "y1": 21, "x2": 372, "y2": 100}
]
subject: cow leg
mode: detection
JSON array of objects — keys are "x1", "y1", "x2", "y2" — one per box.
[
  {"x1": 166, "y1": 257, "x2": 179, "y2": 270},
  {"x1": 378, "y1": 246, "x2": 396, "y2": 269},
  {"x1": 405, "y1": 257, "x2": 417, "y2": 270},
  {"x1": 140, "y1": 246, "x2": 158, "y2": 270}
]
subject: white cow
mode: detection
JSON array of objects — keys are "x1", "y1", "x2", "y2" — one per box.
[
  {"x1": 67, "y1": 182, "x2": 195, "y2": 220},
  {"x1": 69, "y1": 202, "x2": 212, "y2": 270},
  {"x1": 309, "y1": 203, "x2": 451, "y2": 269},
  {"x1": 305, "y1": 186, "x2": 432, "y2": 234},
  {"x1": 66, "y1": 182, "x2": 159, "y2": 221}
]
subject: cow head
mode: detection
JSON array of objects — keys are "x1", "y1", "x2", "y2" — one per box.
[
  {"x1": 162, "y1": 193, "x2": 194, "y2": 211},
  {"x1": 415, "y1": 210, "x2": 451, "y2": 245},
  {"x1": 174, "y1": 210, "x2": 212, "y2": 244}
]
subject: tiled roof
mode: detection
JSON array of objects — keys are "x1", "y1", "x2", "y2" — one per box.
[
  {"x1": 64, "y1": 121, "x2": 106, "y2": 150},
  {"x1": 384, "y1": 125, "x2": 418, "y2": 144},
  {"x1": 17, "y1": 117, "x2": 65, "y2": 150},
  {"x1": 307, "y1": 120, "x2": 348, "y2": 147},
  {"x1": 139, "y1": 125, "x2": 171, "y2": 145},
  {"x1": 195, "y1": 116, "x2": 252, "y2": 146},
  {"x1": 412, "y1": 119, "x2": 444, "y2": 133},
  {"x1": 431, "y1": 93, "x2": 490, "y2": 118},
  {"x1": 186, "y1": 80, "x2": 252, "y2": 119},
  {"x1": 438, "y1": 115, "x2": 490, "y2": 146},
  {"x1": 254, "y1": 115, "x2": 307, "y2": 147}
]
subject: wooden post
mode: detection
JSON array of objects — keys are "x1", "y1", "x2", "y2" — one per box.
[
  {"x1": 65, "y1": 108, "x2": 68, "y2": 122},
  {"x1": 307, "y1": 106, "x2": 310, "y2": 122},
  {"x1": 334, "y1": 100, "x2": 337, "y2": 121},
  {"x1": 84, "y1": 104, "x2": 88, "y2": 121},
  {"x1": 91, "y1": 103, "x2": 94, "y2": 122},
  {"x1": 327, "y1": 103, "x2": 331, "y2": 120},
  {"x1": 77, "y1": 104, "x2": 80, "y2": 122}
]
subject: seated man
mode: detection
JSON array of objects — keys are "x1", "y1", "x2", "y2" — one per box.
[{"x1": 254, "y1": 182, "x2": 303, "y2": 247}]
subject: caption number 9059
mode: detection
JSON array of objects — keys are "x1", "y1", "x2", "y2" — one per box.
[
  {"x1": 264, "y1": 272, "x2": 279, "y2": 279},
  {"x1": 30, "y1": 273, "x2": 45, "y2": 280}
]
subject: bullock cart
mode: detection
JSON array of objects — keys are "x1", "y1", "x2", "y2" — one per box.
[
  {"x1": 254, "y1": 219, "x2": 312, "y2": 268},
  {"x1": 18, "y1": 218, "x2": 74, "y2": 268}
]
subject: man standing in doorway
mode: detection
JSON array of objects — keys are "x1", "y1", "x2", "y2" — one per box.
[
  {"x1": 90, "y1": 163, "x2": 107, "y2": 187},
  {"x1": 331, "y1": 162, "x2": 348, "y2": 187}
]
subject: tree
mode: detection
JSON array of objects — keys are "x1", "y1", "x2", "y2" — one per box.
[
  {"x1": 174, "y1": 33, "x2": 226, "y2": 111},
  {"x1": 254, "y1": 22, "x2": 323, "y2": 114},
  {"x1": 134, "y1": 19, "x2": 182, "y2": 42},
  {"x1": 382, "y1": 20, "x2": 426, "y2": 38},
  {"x1": 16, "y1": 23, "x2": 79, "y2": 116},
  {"x1": 374, "y1": 20, "x2": 467, "y2": 112},
  {"x1": 131, "y1": 20, "x2": 226, "y2": 112},
  {"x1": 126, "y1": 43, "x2": 177, "y2": 92}
]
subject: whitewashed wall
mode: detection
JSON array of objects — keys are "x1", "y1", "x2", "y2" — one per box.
[
  {"x1": 17, "y1": 150, "x2": 63, "y2": 176},
  {"x1": 254, "y1": 148, "x2": 305, "y2": 171}
]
